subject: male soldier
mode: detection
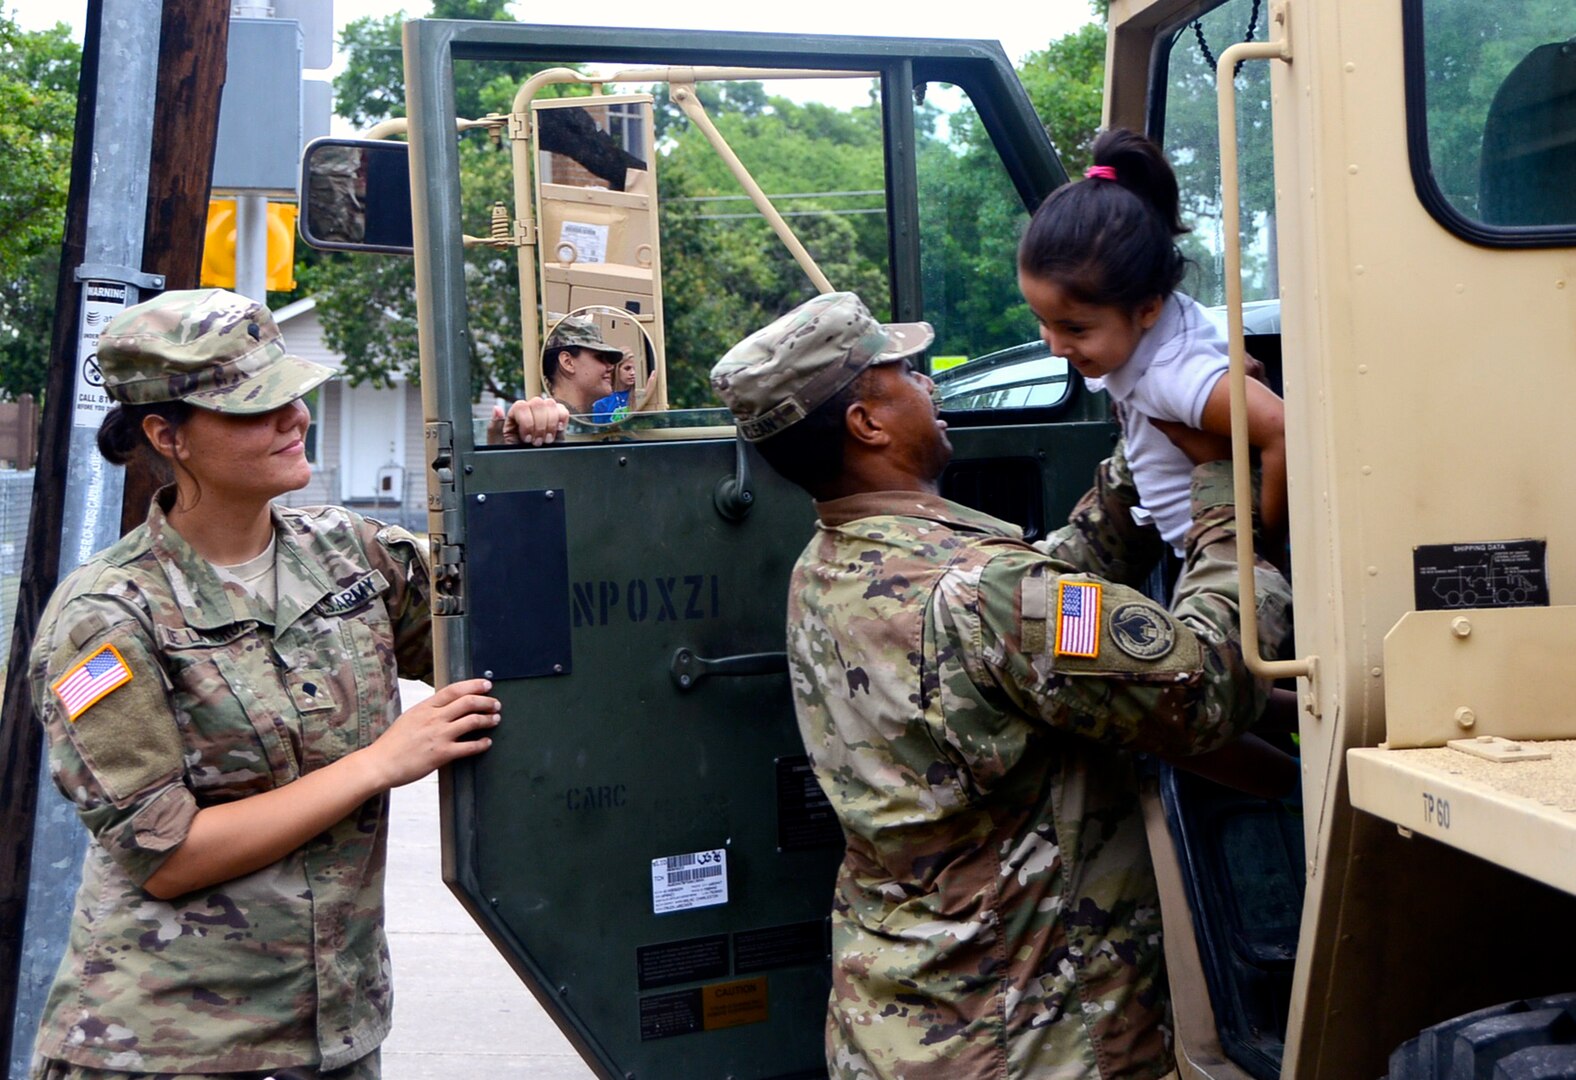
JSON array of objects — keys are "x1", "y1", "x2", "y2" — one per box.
[
  {"x1": 541, "y1": 315, "x2": 623, "y2": 415},
  {"x1": 709, "y1": 292, "x2": 1291, "y2": 1080}
]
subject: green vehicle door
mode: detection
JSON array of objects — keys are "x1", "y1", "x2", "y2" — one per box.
[{"x1": 398, "y1": 20, "x2": 1116, "y2": 1078}]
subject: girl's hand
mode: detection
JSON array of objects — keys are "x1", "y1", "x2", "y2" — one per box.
[{"x1": 363, "y1": 678, "x2": 501, "y2": 789}]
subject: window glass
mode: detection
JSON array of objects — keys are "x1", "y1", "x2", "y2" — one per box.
[
  {"x1": 654, "y1": 76, "x2": 890, "y2": 408},
  {"x1": 917, "y1": 84, "x2": 1071, "y2": 413},
  {"x1": 456, "y1": 66, "x2": 893, "y2": 416},
  {"x1": 1417, "y1": 0, "x2": 1576, "y2": 228},
  {"x1": 1159, "y1": 0, "x2": 1278, "y2": 307}
]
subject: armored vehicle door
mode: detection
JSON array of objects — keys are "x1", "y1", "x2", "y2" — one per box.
[{"x1": 398, "y1": 21, "x2": 1118, "y2": 1079}]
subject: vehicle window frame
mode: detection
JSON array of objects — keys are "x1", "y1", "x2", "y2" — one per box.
[
  {"x1": 413, "y1": 25, "x2": 1088, "y2": 446},
  {"x1": 1402, "y1": 0, "x2": 1576, "y2": 249}
]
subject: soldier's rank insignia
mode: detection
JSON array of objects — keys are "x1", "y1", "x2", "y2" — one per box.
[{"x1": 1109, "y1": 602, "x2": 1175, "y2": 660}]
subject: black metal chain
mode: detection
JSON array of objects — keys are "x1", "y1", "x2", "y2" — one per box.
[{"x1": 1192, "y1": 0, "x2": 1263, "y2": 80}]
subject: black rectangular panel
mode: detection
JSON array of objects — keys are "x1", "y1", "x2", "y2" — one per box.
[
  {"x1": 637, "y1": 934, "x2": 730, "y2": 990},
  {"x1": 775, "y1": 755, "x2": 843, "y2": 852},
  {"x1": 468, "y1": 488, "x2": 571, "y2": 678},
  {"x1": 639, "y1": 989, "x2": 703, "y2": 1041},
  {"x1": 1412, "y1": 539, "x2": 1548, "y2": 610},
  {"x1": 734, "y1": 920, "x2": 829, "y2": 975}
]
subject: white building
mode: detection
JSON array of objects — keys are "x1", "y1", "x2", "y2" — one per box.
[{"x1": 274, "y1": 297, "x2": 490, "y2": 531}]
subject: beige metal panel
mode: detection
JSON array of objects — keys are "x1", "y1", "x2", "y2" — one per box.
[
  {"x1": 1348, "y1": 743, "x2": 1576, "y2": 895},
  {"x1": 1384, "y1": 608, "x2": 1576, "y2": 749},
  {"x1": 1282, "y1": 1, "x2": 1576, "y2": 1076}
]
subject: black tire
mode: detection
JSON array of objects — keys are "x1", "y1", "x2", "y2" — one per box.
[{"x1": 1386, "y1": 994, "x2": 1576, "y2": 1079}]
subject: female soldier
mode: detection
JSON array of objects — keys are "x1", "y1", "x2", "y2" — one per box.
[{"x1": 28, "y1": 289, "x2": 500, "y2": 1080}]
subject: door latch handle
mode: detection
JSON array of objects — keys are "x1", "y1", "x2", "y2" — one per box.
[
  {"x1": 670, "y1": 647, "x2": 787, "y2": 690},
  {"x1": 713, "y1": 435, "x2": 755, "y2": 521}
]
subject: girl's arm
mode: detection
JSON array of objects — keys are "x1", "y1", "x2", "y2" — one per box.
[
  {"x1": 142, "y1": 678, "x2": 499, "y2": 900},
  {"x1": 1197, "y1": 374, "x2": 1287, "y2": 536}
]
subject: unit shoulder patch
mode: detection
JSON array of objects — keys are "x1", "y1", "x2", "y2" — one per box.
[{"x1": 1109, "y1": 601, "x2": 1176, "y2": 661}]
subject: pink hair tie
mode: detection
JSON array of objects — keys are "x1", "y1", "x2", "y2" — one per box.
[{"x1": 1084, "y1": 165, "x2": 1118, "y2": 181}]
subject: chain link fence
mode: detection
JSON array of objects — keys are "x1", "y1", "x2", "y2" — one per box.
[{"x1": 0, "y1": 470, "x2": 34, "y2": 683}]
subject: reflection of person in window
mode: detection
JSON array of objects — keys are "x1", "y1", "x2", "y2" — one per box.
[
  {"x1": 542, "y1": 317, "x2": 620, "y2": 415},
  {"x1": 592, "y1": 352, "x2": 637, "y2": 422}
]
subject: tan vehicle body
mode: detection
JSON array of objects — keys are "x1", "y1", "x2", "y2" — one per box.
[{"x1": 1107, "y1": 1, "x2": 1576, "y2": 1077}]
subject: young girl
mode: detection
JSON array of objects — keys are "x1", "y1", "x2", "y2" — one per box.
[{"x1": 1018, "y1": 128, "x2": 1286, "y2": 555}]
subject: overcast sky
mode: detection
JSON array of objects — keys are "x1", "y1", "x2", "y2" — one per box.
[{"x1": 5, "y1": 0, "x2": 1098, "y2": 71}]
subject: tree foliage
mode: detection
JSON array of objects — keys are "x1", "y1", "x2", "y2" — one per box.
[
  {"x1": 1017, "y1": 22, "x2": 1107, "y2": 176},
  {"x1": 656, "y1": 91, "x2": 891, "y2": 404},
  {"x1": 0, "y1": 16, "x2": 79, "y2": 398},
  {"x1": 1415, "y1": 0, "x2": 1572, "y2": 217}
]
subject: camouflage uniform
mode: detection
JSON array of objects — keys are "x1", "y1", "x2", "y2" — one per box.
[
  {"x1": 789, "y1": 448, "x2": 1289, "y2": 1080},
  {"x1": 29, "y1": 493, "x2": 429, "y2": 1076},
  {"x1": 712, "y1": 292, "x2": 1289, "y2": 1079},
  {"x1": 28, "y1": 290, "x2": 413, "y2": 1077}
]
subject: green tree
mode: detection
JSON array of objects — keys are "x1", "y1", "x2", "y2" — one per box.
[
  {"x1": 1017, "y1": 21, "x2": 1107, "y2": 175},
  {"x1": 917, "y1": 3, "x2": 1107, "y2": 361},
  {"x1": 333, "y1": 0, "x2": 531, "y2": 128},
  {"x1": 0, "y1": 16, "x2": 79, "y2": 398},
  {"x1": 656, "y1": 90, "x2": 890, "y2": 403},
  {"x1": 1414, "y1": 0, "x2": 1572, "y2": 217}
]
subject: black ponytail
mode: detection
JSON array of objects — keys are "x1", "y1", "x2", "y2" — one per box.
[{"x1": 1018, "y1": 128, "x2": 1190, "y2": 311}]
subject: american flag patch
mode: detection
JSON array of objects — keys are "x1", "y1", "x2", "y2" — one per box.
[
  {"x1": 1055, "y1": 580, "x2": 1102, "y2": 658},
  {"x1": 52, "y1": 643, "x2": 133, "y2": 722}
]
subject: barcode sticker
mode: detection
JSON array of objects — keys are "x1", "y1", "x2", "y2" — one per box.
[{"x1": 651, "y1": 848, "x2": 728, "y2": 914}]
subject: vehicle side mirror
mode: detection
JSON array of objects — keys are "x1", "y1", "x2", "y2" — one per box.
[{"x1": 299, "y1": 137, "x2": 415, "y2": 255}]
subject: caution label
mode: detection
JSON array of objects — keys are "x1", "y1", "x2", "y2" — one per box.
[{"x1": 701, "y1": 977, "x2": 768, "y2": 1031}]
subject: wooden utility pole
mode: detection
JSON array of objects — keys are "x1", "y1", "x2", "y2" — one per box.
[
  {"x1": 122, "y1": 2, "x2": 231, "y2": 531},
  {"x1": 0, "y1": 2, "x2": 228, "y2": 1066}
]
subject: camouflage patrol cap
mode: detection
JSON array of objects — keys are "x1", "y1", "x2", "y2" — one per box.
[
  {"x1": 96, "y1": 289, "x2": 335, "y2": 414},
  {"x1": 545, "y1": 315, "x2": 623, "y2": 360},
  {"x1": 710, "y1": 292, "x2": 933, "y2": 442}
]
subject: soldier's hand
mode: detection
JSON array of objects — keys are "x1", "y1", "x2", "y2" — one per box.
[
  {"x1": 497, "y1": 397, "x2": 571, "y2": 446},
  {"x1": 1151, "y1": 417, "x2": 1232, "y2": 464},
  {"x1": 364, "y1": 678, "x2": 500, "y2": 789}
]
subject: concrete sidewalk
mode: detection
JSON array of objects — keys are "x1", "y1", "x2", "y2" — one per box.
[{"x1": 383, "y1": 683, "x2": 595, "y2": 1079}]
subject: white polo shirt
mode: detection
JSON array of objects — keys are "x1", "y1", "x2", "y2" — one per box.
[{"x1": 1085, "y1": 291, "x2": 1229, "y2": 553}]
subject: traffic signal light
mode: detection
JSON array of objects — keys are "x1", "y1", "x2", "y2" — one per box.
[{"x1": 201, "y1": 199, "x2": 298, "y2": 291}]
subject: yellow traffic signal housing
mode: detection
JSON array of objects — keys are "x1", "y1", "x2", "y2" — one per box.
[{"x1": 201, "y1": 199, "x2": 298, "y2": 292}]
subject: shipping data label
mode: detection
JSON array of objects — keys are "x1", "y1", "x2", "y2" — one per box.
[
  {"x1": 651, "y1": 848, "x2": 728, "y2": 915},
  {"x1": 1412, "y1": 539, "x2": 1548, "y2": 610},
  {"x1": 558, "y1": 220, "x2": 609, "y2": 264},
  {"x1": 73, "y1": 281, "x2": 126, "y2": 429}
]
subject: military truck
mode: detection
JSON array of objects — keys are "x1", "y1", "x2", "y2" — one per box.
[{"x1": 297, "y1": 1, "x2": 1576, "y2": 1076}]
